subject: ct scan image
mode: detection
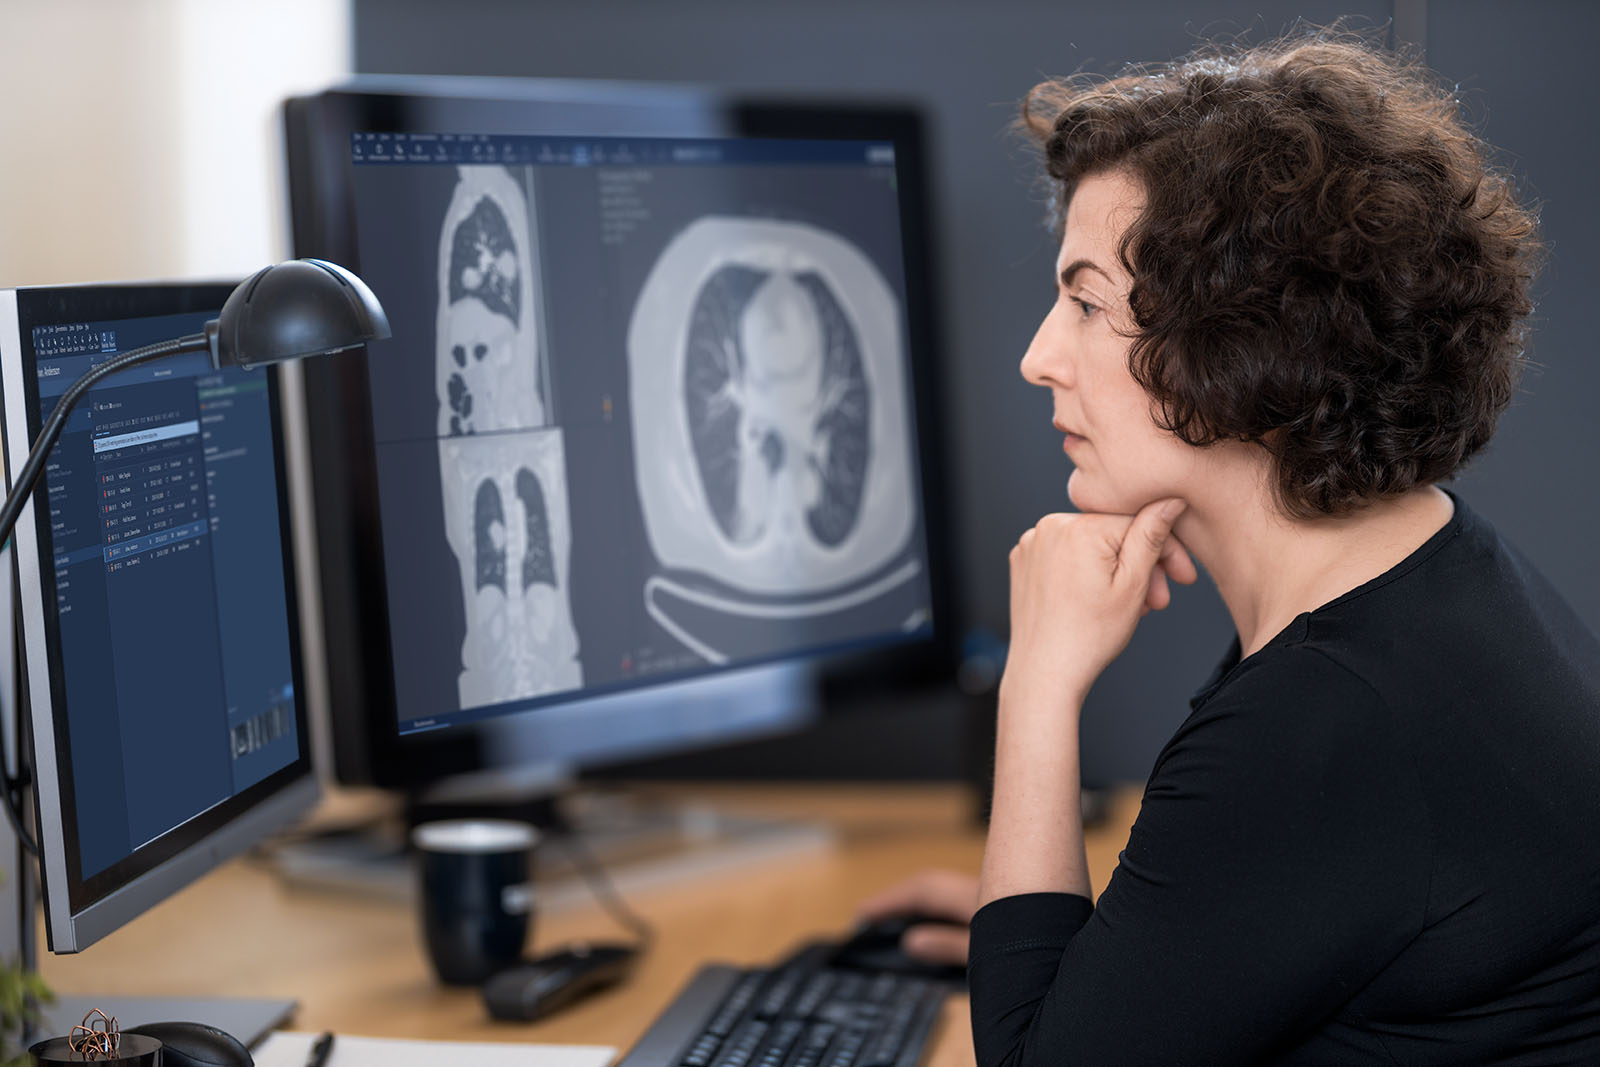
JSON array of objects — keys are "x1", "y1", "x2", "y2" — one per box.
[
  {"x1": 626, "y1": 216, "x2": 921, "y2": 664},
  {"x1": 438, "y1": 429, "x2": 582, "y2": 708},
  {"x1": 436, "y1": 164, "x2": 547, "y2": 435},
  {"x1": 435, "y1": 165, "x2": 582, "y2": 705}
]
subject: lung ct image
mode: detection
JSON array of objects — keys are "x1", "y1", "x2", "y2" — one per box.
[
  {"x1": 627, "y1": 215, "x2": 925, "y2": 666},
  {"x1": 433, "y1": 164, "x2": 582, "y2": 712},
  {"x1": 684, "y1": 263, "x2": 872, "y2": 551}
]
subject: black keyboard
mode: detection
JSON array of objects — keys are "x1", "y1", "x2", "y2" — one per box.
[{"x1": 616, "y1": 945, "x2": 951, "y2": 1067}]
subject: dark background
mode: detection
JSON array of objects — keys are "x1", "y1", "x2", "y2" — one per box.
[{"x1": 353, "y1": 0, "x2": 1600, "y2": 785}]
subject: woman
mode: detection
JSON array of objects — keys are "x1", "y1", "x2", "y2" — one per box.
[{"x1": 863, "y1": 32, "x2": 1600, "y2": 1064}]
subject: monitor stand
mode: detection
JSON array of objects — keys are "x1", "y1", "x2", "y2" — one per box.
[{"x1": 264, "y1": 766, "x2": 833, "y2": 912}]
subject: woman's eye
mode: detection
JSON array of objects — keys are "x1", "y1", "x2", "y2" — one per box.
[{"x1": 1071, "y1": 297, "x2": 1099, "y2": 319}]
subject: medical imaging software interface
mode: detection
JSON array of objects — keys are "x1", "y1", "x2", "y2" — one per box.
[
  {"x1": 349, "y1": 132, "x2": 935, "y2": 735},
  {"x1": 27, "y1": 311, "x2": 298, "y2": 881}
]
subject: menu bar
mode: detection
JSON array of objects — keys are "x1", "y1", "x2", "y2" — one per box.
[{"x1": 351, "y1": 131, "x2": 895, "y2": 169}]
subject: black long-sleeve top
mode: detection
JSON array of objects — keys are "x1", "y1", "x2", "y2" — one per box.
[{"x1": 968, "y1": 493, "x2": 1600, "y2": 1065}]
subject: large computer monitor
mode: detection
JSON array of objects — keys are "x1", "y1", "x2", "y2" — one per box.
[
  {"x1": 0, "y1": 282, "x2": 316, "y2": 954},
  {"x1": 281, "y1": 79, "x2": 954, "y2": 796}
]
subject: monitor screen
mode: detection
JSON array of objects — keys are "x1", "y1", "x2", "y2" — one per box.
[
  {"x1": 284, "y1": 82, "x2": 954, "y2": 790},
  {"x1": 0, "y1": 283, "x2": 316, "y2": 952}
]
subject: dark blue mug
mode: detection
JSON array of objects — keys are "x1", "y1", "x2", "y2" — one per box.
[{"x1": 413, "y1": 819, "x2": 539, "y2": 985}]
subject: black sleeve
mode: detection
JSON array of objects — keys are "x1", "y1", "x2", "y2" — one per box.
[{"x1": 967, "y1": 647, "x2": 1432, "y2": 1066}]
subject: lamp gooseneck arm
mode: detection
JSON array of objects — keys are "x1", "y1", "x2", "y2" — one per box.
[{"x1": 0, "y1": 332, "x2": 209, "y2": 555}]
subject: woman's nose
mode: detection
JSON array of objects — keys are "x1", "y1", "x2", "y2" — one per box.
[{"x1": 1019, "y1": 310, "x2": 1064, "y2": 388}]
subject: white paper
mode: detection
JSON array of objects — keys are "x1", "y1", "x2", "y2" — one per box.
[{"x1": 252, "y1": 1030, "x2": 616, "y2": 1067}]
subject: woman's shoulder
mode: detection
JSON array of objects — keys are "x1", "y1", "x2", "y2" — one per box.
[
  {"x1": 1142, "y1": 642, "x2": 1430, "y2": 878},
  {"x1": 1298, "y1": 495, "x2": 1600, "y2": 714},
  {"x1": 1163, "y1": 643, "x2": 1404, "y2": 779}
]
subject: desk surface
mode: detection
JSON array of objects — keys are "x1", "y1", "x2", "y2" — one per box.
[{"x1": 39, "y1": 783, "x2": 1141, "y2": 1067}]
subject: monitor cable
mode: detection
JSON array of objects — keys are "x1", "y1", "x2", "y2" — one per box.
[
  {"x1": 550, "y1": 827, "x2": 656, "y2": 952},
  {"x1": 0, "y1": 766, "x2": 36, "y2": 859},
  {"x1": 3, "y1": 573, "x2": 39, "y2": 857}
]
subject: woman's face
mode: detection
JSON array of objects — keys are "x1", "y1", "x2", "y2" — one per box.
[{"x1": 1020, "y1": 169, "x2": 1205, "y2": 515}]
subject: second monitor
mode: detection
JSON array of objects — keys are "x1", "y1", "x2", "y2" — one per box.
[{"x1": 283, "y1": 81, "x2": 953, "y2": 796}]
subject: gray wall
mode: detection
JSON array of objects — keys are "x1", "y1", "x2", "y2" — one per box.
[
  {"x1": 354, "y1": 0, "x2": 1600, "y2": 783},
  {"x1": 1426, "y1": 3, "x2": 1600, "y2": 627}
]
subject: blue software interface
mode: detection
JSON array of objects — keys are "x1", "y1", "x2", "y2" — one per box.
[
  {"x1": 348, "y1": 133, "x2": 934, "y2": 736},
  {"x1": 31, "y1": 310, "x2": 298, "y2": 880}
]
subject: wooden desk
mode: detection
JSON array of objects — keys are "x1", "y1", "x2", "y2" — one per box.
[{"x1": 39, "y1": 783, "x2": 1141, "y2": 1066}]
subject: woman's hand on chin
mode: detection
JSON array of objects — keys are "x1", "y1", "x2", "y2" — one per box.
[{"x1": 1001, "y1": 497, "x2": 1195, "y2": 709}]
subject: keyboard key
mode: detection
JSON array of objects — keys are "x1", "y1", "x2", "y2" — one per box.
[
  {"x1": 753, "y1": 1018, "x2": 805, "y2": 1067},
  {"x1": 707, "y1": 974, "x2": 765, "y2": 1036},
  {"x1": 680, "y1": 1030, "x2": 724, "y2": 1066},
  {"x1": 865, "y1": 974, "x2": 899, "y2": 1004},
  {"x1": 710, "y1": 1019, "x2": 769, "y2": 1067},
  {"x1": 818, "y1": 998, "x2": 882, "y2": 1030},
  {"x1": 789, "y1": 1022, "x2": 838, "y2": 1067},
  {"x1": 756, "y1": 968, "x2": 806, "y2": 1018},
  {"x1": 824, "y1": 1026, "x2": 869, "y2": 1067},
  {"x1": 791, "y1": 972, "x2": 836, "y2": 1019}
]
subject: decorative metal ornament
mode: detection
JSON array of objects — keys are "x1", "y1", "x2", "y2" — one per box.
[{"x1": 68, "y1": 1008, "x2": 121, "y2": 1060}]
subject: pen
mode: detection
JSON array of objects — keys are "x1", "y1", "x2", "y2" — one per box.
[{"x1": 306, "y1": 1031, "x2": 335, "y2": 1067}]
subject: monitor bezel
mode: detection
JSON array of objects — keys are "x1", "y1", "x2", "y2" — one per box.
[
  {"x1": 0, "y1": 282, "x2": 318, "y2": 953},
  {"x1": 282, "y1": 79, "x2": 959, "y2": 791}
]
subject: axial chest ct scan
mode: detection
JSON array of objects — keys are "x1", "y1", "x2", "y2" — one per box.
[{"x1": 629, "y1": 217, "x2": 919, "y2": 664}]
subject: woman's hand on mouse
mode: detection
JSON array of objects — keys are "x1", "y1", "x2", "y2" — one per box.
[
  {"x1": 855, "y1": 868, "x2": 978, "y2": 966},
  {"x1": 1002, "y1": 497, "x2": 1194, "y2": 710}
]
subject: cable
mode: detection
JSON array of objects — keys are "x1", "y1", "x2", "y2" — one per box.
[
  {"x1": 551, "y1": 829, "x2": 657, "y2": 951},
  {"x1": 1, "y1": 781, "x2": 37, "y2": 858},
  {"x1": 4, "y1": 578, "x2": 37, "y2": 856}
]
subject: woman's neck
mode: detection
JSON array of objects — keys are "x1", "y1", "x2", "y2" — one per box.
[{"x1": 1175, "y1": 480, "x2": 1455, "y2": 660}]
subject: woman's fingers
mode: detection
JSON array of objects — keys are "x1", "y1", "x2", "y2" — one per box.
[
  {"x1": 1145, "y1": 566, "x2": 1171, "y2": 613},
  {"x1": 1159, "y1": 533, "x2": 1199, "y2": 585},
  {"x1": 1003, "y1": 499, "x2": 1192, "y2": 703},
  {"x1": 902, "y1": 923, "x2": 972, "y2": 966},
  {"x1": 856, "y1": 869, "x2": 980, "y2": 924},
  {"x1": 1115, "y1": 499, "x2": 1188, "y2": 594}
]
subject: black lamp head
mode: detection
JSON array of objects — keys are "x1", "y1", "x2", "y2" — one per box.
[{"x1": 205, "y1": 259, "x2": 390, "y2": 371}]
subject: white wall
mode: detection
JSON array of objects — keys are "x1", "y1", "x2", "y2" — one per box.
[{"x1": 0, "y1": 0, "x2": 352, "y2": 288}]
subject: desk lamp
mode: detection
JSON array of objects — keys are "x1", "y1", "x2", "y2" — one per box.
[{"x1": 0, "y1": 258, "x2": 388, "y2": 555}]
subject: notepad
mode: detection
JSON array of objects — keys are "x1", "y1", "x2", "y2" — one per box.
[{"x1": 252, "y1": 1030, "x2": 616, "y2": 1067}]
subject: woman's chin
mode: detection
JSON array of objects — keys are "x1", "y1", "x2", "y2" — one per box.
[
  {"x1": 1066, "y1": 471, "x2": 1117, "y2": 514},
  {"x1": 1066, "y1": 473, "x2": 1157, "y2": 517}
]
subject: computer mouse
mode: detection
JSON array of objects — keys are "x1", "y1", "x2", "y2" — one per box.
[
  {"x1": 123, "y1": 1021, "x2": 253, "y2": 1067},
  {"x1": 832, "y1": 913, "x2": 968, "y2": 986},
  {"x1": 483, "y1": 941, "x2": 641, "y2": 1022}
]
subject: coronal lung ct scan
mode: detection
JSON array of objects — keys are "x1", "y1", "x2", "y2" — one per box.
[{"x1": 349, "y1": 134, "x2": 934, "y2": 733}]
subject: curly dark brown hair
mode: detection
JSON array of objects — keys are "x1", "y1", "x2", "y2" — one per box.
[{"x1": 1022, "y1": 32, "x2": 1540, "y2": 518}]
